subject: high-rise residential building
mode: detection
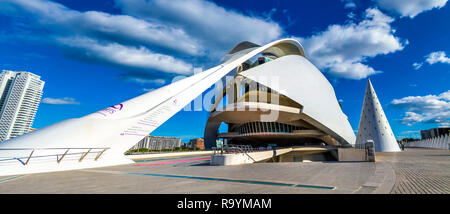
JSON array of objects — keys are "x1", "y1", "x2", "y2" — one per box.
[
  {"x1": 130, "y1": 135, "x2": 182, "y2": 151},
  {"x1": 0, "y1": 70, "x2": 45, "y2": 142}
]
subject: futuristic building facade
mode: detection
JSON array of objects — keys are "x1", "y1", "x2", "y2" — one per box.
[
  {"x1": 204, "y1": 41, "x2": 356, "y2": 149},
  {"x1": 0, "y1": 39, "x2": 356, "y2": 176}
]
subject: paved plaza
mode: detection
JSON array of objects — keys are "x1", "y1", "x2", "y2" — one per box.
[
  {"x1": 377, "y1": 148, "x2": 450, "y2": 194},
  {"x1": 0, "y1": 148, "x2": 448, "y2": 194}
]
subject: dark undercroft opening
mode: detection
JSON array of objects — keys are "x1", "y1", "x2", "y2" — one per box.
[{"x1": 262, "y1": 150, "x2": 337, "y2": 163}]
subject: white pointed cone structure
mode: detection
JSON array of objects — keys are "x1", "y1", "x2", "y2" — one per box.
[{"x1": 356, "y1": 79, "x2": 400, "y2": 152}]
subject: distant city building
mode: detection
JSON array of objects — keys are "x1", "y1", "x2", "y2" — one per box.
[
  {"x1": 189, "y1": 138, "x2": 205, "y2": 150},
  {"x1": 130, "y1": 135, "x2": 181, "y2": 150},
  {"x1": 421, "y1": 128, "x2": 450, "y2": 140},
  {"x1": 0, "y1": 70, "x2": 44, "y2": 142}
]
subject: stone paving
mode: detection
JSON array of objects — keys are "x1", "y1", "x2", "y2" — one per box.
[
  {"x1": 0, "y1": 148, "x2": 448, "y2": 194},
  {"x1": 0, "y1": 155, "x2": 387, "y2": 194},
  {"x1": 376, "y1": 148, "x2": 450, "y2": 194}
]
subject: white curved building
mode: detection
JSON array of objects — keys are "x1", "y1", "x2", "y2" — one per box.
[
  {"x1": 204, "y1": 41, "x2": 356, "y2": 148},
  {"x1": 0, "y1": 39, "x2": 356, "y2": 176}
]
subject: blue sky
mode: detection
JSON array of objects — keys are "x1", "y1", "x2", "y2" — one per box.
[{"x1": 0, "y1": 0, "x2": 449, "y2": 141}]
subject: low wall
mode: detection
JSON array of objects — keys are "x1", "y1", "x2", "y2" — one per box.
[
  {"x1": 211, "y1": 146, "x2": 374, "y2": 165},
  {"x1": 126, "y1": 151, "x2": 214, "y2": 160},
  {"x1": 337, "y1": 148, "x2": 367, "y2": 161},
  {"x1": 211, "y1": 153, "x2": 253, "y2": 165},
  {"x1": 210, "y1": 148, "x2": 292, "y2": 166}
]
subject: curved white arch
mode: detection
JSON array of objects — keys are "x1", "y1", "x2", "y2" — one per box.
[
  {"x1": 204, "y1": 54, "x2": 356, "y2": 147},
  {"x1": 0, "y1": 38, "x2": 310, "y2": 176},
  {"x1": 239, "y1": 55, "x2": 356, "y2": 146}
]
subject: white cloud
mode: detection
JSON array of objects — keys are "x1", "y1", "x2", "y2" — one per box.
[
  {"x1": 114, "y1": 0, "x2": 283, "y2": 58},
  {"x1": 401, "y1": 130, "x2": 420, "y2": 134},
  {"x1": 374, "y1": 0, "x2": 448, "y2": 18},
  {"x1": 425, "y1": 51, "x2": 450, "y2": 64},
  {"x1": 0, "y1": 0, "x2": 200, "y2": 55},
  {"x1": 347, "y1": 12, "x2": 357, "y2": 19},
  {"x1": 127, "y1": 78, "x2": 166, "y2": 85},
  {"x1": 440, "y1": 90, "x2": 450, "y2": 100},
  {"x1": 57, "y1": 37, "x2": 193, "y2": 75},
  {"x1": 412, "y1": 62, "x2": 423, "y2": 70},
  {"x1": 390, "y1": 90, "x2": 450, "y2": 126},
  {"x1": 412, "y1": 51, "x2": 450, "y2": 70},
  {"x1": 42, "y1": 97, "x2": 80, "y2": 105},
  {"x1": 341, "y1": 0, "x2": 357, "y2": 9},
  {"x1": 0, "y1": 0, "x2": 283, "y2": 82},
  {"x1": 142, "y1": 88, "x2": 156, "y2": 93},
  {"x1": 297, "y1": 8, "x2": 405, "y2": 79}
]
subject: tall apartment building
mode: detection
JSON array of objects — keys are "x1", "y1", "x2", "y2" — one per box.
[
  {"x1": 0, "y1": 70, "x2": 45, "y2": 142},
  {"x1": 130, "y1": 135, "x2": 182, "y2": 151}
]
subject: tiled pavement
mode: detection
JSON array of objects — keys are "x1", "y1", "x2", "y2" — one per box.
[
  {"x1": 376, "y1": 148, "x2": 450, "y2": 194},
  {"x1": 0, "y1": 148, "x2": 448, "y2": 194}
]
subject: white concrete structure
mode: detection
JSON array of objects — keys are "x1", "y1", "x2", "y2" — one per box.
[
  {"x1": 0, "y1": 38, "x2": 356, "y2": 176},
  {"x1": 210, "y1": 148, "x2": 293, "y2": 166},
  {"x1": 204, "y1": 41, "x2": 356, "y2": 148},
  {"x1": 356, "y1": 79, "x2": 400, "y2": 152},
  {"x1": 406, "y1": 134, "x2": 449, "y2": 150},
  {"x1": 0, "y1": 70, "x2": 44, "y2": 142}
]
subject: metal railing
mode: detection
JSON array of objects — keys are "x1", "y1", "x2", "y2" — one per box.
[
  {"x1": 212, "y1": 144, "x2": 263, "y2": 154},
  {"x1": 212, "y1": 144, "x2": 266, "y2": 162},
  {"x1": 0, "y1": 147, "x2": 110, "y2": 166}
]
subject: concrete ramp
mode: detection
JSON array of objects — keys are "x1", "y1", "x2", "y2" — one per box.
[
  {"x1": 211, "y1": 148, "x2": 292, "y2": 165},
  {"x1": 210, "y1": 147, "x2": 340, "y2": 165},
  {"x1": 211, "y1": 145, "x2": 375, "y2": 165}
]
